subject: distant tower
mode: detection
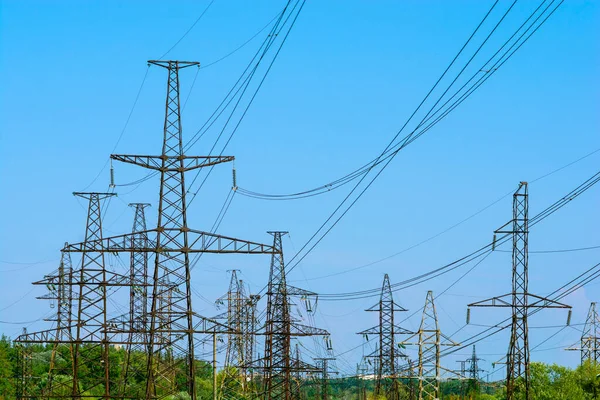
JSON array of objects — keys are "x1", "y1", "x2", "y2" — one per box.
[
  {"x1": 468, "y1": 182, "x2": 570, "y2": 400},
  {"x1": 357, "y1": 274, "x2": 411, "y2": 399},
  {"x1": 263, "y1": 231, "x2": 329, "y2": 399},
  {"x1": 568, "y1": 302, "x2": 600, "y2": 365},
  {"x1": 403, "y1": 291, "x2": 459, "y2": 400},
  {"x1": 581, "y1": 302, "x2": 600, "y2": 364}
]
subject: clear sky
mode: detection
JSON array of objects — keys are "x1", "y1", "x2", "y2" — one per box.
[{"x1": 1, "y1": 0, "x2": 599, "y2": 379}]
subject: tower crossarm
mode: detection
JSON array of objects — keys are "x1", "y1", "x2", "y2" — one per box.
[
  {"x1": 290, "y1": 322, "x2": 329, "y2": 336},
  {"x1": 358, "y1": 325, "x2": 413, "y2": 336},
  {"x1": 365, "y1": 301, "x2": 407, "y2": 312},
  {"x1": 63, "y1": 228, "x2": 277, "y2": 254},
  {"x1": 468, "y1": 293, "x2": 571, "y2": 309},
  {"x1": 286, "y1": 285, "x2": 317, "y2": 297},
  {"x1": 111, "y1": 154, "x2": 234, "y2": 172}
]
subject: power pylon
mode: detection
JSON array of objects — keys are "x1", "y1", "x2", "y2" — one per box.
[
  {"x1": 16, "y1": 60, "x2": 277, "y2": 400},
  {"x1": 357, "y1": 273, "x2": 411, "y2": 399},
  {"x1": 35, "y1": 247, "x2": 73, "y2": 339},
  {"x1": 216, "y1": 270, "x2": 247, "y2": 370},
  {"x1": 403, "y1": 291, "x2": 460, "y2": 400},
  {"x1": 60, "y1": 60, "x2": 280, "y2": 399},
  {"x1": 468, "y1": 182, "x2": 571, "y2": 400},
  {"x1": 567, "y1": 302, "x2": 600, "y2": 364},
  {"x1": 313, "y1": 357, "x2": 336, "y2": 400},
  {"x1": 357, "y1": 361, "x2": 368, "y2": 400},
  {"x1": 120, "y1": 203, "x2": 151, "y2": 397},
  {"x1": 215, "y1": 269, "x2": 256, "y2": 396},
  {"x1": 466, "y1": 345, "x2": 484, "y2": 395},
  {"x1": 292, "y1": 343, "x2": 303, "y2": 400},
  {"x1": 14, "y1": 192, "x2": 139, "y2": 399},
  {"x1": 244, "y1": 293, "x2": 261, "y2": 386},
  {"x1": 262, "y1": 231, "x2": 329, "y2": 400},
  {"x1": 33, "y1": 247, "x2": 73, "y2": 397}
]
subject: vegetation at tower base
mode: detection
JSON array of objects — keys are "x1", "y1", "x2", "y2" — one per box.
[{"x1": 1, "y1": 333, "x2": 600, "y2": 400}]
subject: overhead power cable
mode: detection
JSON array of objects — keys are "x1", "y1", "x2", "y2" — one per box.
[
  {"x1": 314, "y1": 168, "x2": 600, "y2": 300},
  {"x1": 279, "y1": 0, "x2": 565, "y2": 289}
]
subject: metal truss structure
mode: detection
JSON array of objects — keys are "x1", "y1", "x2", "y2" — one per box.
[
  {"x1": 262, "y1": 231, "x2": 329, "y2": 400},
  {"x1": 14, "y1": 60, "x2": 278, "y2": 400},
  {"x1": 567, "y1": 302, "x2": 599, "y2": 365},
  {"x1": 468, "y1": 182, "x2": 571, "y2": 400},
  {"x1": 313, "y1": 357, "x2": 336, "y2": 400},
  {"x1": 357, "y1": 273, "x2": 411, "y2": 399},
  {"x1": 403, "y1": 291, "x2": 460, "y2": 400}
]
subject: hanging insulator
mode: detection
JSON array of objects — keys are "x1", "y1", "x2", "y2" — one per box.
[
  {"x1": 304, "y1": 297, "x2": 313, "y2": 313},
  {"x1": 566, "y1": 309, "x2": 572, "y2": 326},
  {"x1": 492, "y1": 233, "x2": 497, "y2": 251},
  {"x1": 110, "y1": 160, "x2": 115, "y2": 188},
  {"x1": 466, "y1": 308, "x2": 471, "y2": 324},
  {"x1": 326, "y1": 337, "x2": 333, "y2": 351},
  {"x1": 232, "y1": 167, "x2": 237, "y2": 190}
]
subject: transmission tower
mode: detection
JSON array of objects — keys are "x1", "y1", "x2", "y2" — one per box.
[
  {"x1": 14, "y1": 192, "x2": 148, "y2": 398},
  {"x1": 59, "y1": 60, "x2": 280, "y2": 399},
  {"x1": 35, "y1": 247, "x2": 73, "y2": 339},
  {"x1": 32, "y1": 247, "x2": 74, "y2": 397},
  {"x1": 567, "y1": 302, "x2": 600, "y2": 364},
  {"x1": 120, "y1": 203, "x2": 152, "y2": 397},
  {"x1": 313, "y1": 357, "x2": 336, "y2": 400},
  {"x1": 466, "y1": 345, "x2": 484, "y2": 395},
  {"x1": 15, "y1": 60, "x2": 277, "y2": 400},
  {"x1": 403, "y1": 291, "x2": 460, "y2": 400},
  {"x1": 216, "y1": 270, "x2": 247, "y2": 370},
  {"x1": 292, "y1": 343, "x2": 303, "y2": 400},
  {"x1": 468, "y1": 182, "x2": 571, "y2": 400},
  {"x1": 244, "y1": 293, "x2": 261, "y2": 385},
  {"x1": 262, "y1": 231, "x2": 329, "y2": 400},
  {"x1": 357, "y1": 273, "x2": 411, "y2": 399}
]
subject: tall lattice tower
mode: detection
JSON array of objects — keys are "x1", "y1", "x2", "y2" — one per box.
[
  {"x1": 403, "y1": 291, "x2": 459, "y2": 400},
  {"x1": 34, "y1": 247, "x2": 73, "y2": 397},
  {"x1": 120, "y1": 202, "x2": 151, "y2": 397},
  {"x1": 581, "y1": 302, "x2": 600, "y2": 364},
  {"x1": 60, "y1": 60, "x2": 277, "y2": 399},
  {"x1": 263, "y1": 231, "x2": 329, "y2": 400},
  {"x1": 357, "y1": 273, "x2": 411, "y2": 399},
  {"x1": 216, "y1": 270, "x2": 247, "y2": 370},
  {"x1": 568, "y1": 302, "x2": 600, "y2": 365},
  {"x1": 35, "y1": 246, "x2": 73, "y2": 339},
  {"x1": 467, "y1": 345, "x2": 484, "y2": 395},
  {"x1": 14, "y1": 192, "x2": 135, "y2": 398},
  {"x1": 468, "y1": 182, "x2": 570, "y2": 400},
  {"x1": 70, "y1": 192, "x2": 116, "y2": 398}
]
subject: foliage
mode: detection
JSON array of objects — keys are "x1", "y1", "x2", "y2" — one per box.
[{"x1": 1, "y1": 334, "x2": 599, "y2": 400}]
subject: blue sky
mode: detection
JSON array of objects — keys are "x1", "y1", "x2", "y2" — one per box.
[{"x1": 1, "y1": 0, "x2": 599, "y2": 378}]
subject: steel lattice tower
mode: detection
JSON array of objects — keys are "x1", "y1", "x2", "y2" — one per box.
[
  {"x1": 357, "y1": 274, "x2": 410, "y2": 399},
  {"x1": 468, "y1": 182, "x2": 570, "y2": 400},
  {"x1": 35, "y1": 246, "x2": 74, "y2": 339},
  {"x1": 244, "y1": 293, "x2": 261, "y2": 385},
  {"x1": 120, "y1": 203, "x2": 152, "y2": 397},
  {"x1": 403, "y1": 291, "x2": 459, "y2": 400},
  {"x1": 35, "y1": 247, "x2": 74, "y2": 397},
  {"x1": 217, "y1": 270, "x2": 247, "y2": 370},
  {"x1": 568, "y1": 302, "x2": 600, "y2": 364},
  {"x1": 71, "y1": 192, "x2": 116, "y2": 398},
  {"x1": 467, "y1": 345, "x2": 484, "y2": 394},
  {"x1": 128, "y1": 203, "x2": 151, "y2": 337},
  {"x1": 313, "y1": 358, "x2": 336, "y2": 400},
  {"x1": 263, "y1": 232, "x2": 328, "y2": 400},
  {"x1": 291, "y1": 343, "x2": 303, "y2": 400},
  {"x1": 15, "y1": 60, "x2": 277, "y2": 400},
  {"x1": 581, "y1": 302, "x2": 600, "y2": 364}
]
